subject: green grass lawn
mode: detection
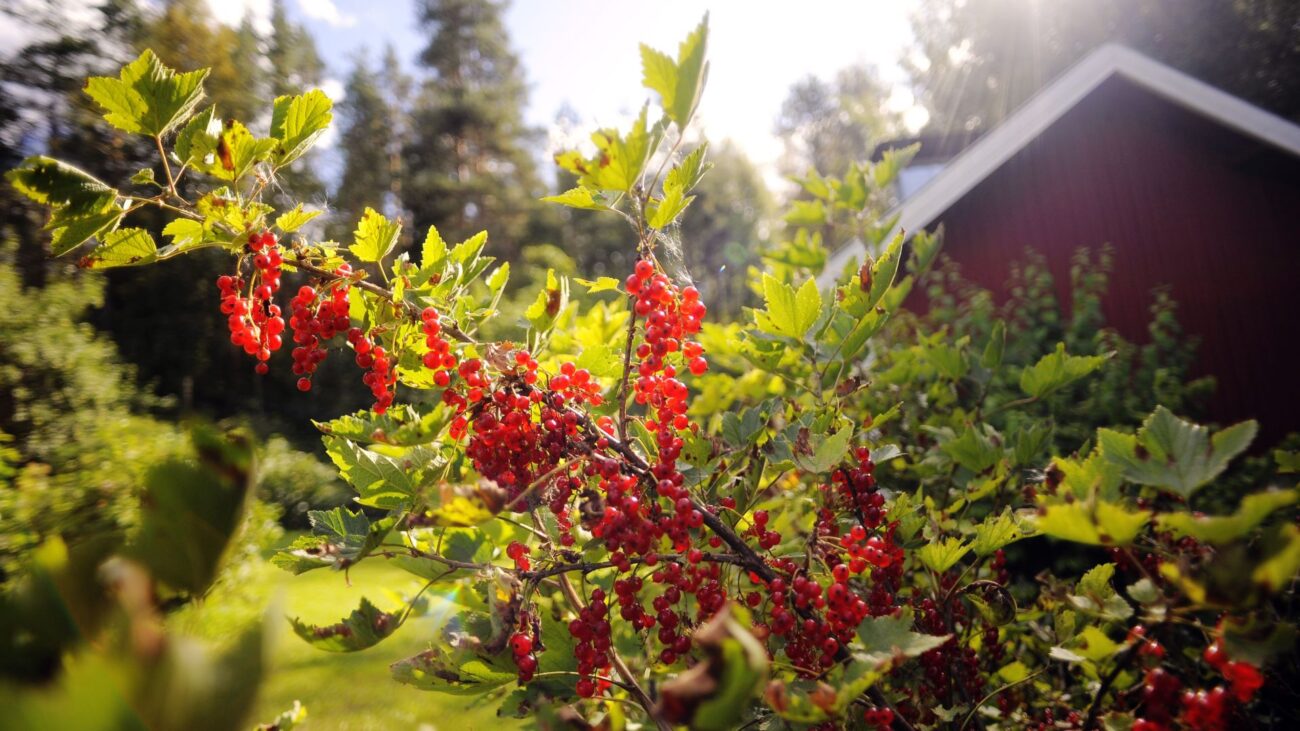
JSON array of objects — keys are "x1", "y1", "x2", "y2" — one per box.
[{"x1": 171, "y1": 556, "x2": 523, "y2": 731}]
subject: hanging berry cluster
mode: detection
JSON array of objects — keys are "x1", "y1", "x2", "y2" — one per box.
[
  {"x1": 288, "y1": 264, "x2": 352, "y2": 392},
  {"x1": 1130, "y1": 632, "x2": 1265, "y2": 730},
  {"x1": 216, "y1": 230, "x2": 286, "y2": 374},
  {"x1": 347, "y1": 327, "x2": 396, "y2": 413}
]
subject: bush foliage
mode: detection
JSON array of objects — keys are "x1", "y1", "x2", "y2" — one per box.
[{"x1": 4, "y1": 17, "x2": 1298, "y2": 731}]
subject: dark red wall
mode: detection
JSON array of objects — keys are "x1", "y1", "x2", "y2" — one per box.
[{"x1": 924, "y1": 77, "x2": 1300, "y2": 441}]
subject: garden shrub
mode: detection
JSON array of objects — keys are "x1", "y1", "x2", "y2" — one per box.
[{"x1": 5, "y1": 17, "x2": 1298, "y2": 731}]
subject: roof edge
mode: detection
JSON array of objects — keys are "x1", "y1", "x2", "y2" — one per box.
[{"x1": 820, "y1": 43, "x2": 1300, "y2": 286}]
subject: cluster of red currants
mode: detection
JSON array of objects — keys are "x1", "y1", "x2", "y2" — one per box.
[
  {"x1": 508, "y1": 631, "x2": 537, "y2": 683},
  {"x1": 1130, "y1": 630, "x2": 1263, "y2": 730},
  {"x1": 347, "y1": 328, "x2": 396, "y2": 413},
  {"x1": 862, "y1": 706, "x2": 895, "y2": 729},
  {"x1": 568, "y1": 588, "x2": 615, "y2": 697},
  {"x1": 419, "y1": 307, "x2": 458, "y2": 387},
  {"x1": 465, "y1": 386, "x2": 576, "y2": 506},
  {"x1": 627, "y1": 259, "x2": 705, "y2": 491},
  {"x1": 287, "y1": 266, "x2": 352, "y2": 391},
  {"x1": 216, "y1": 231, "x2": 286, "y2": 373}
]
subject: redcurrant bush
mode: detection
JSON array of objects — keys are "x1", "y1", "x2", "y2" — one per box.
[{"x1": 10, "y1": 15, "x2": 1299, "y2": 731}]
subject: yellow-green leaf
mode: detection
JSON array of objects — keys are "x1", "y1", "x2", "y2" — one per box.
[
  {"x1": 291, "y1": 598, "x2": 401, "y2": 652},
  {"x1": 575, "y1": 276, "x2": 621, "y2": 294},
  {"x1": 84, "y1": 49, "x2": 208, "y2": 136},
  {"x1": 1020, "y1": 343, "x2": 1113, "y2": 398},
  {"x1": 349, "y1": 207, "x2": 401, "y2": 263},
  {"x1": 917, "y1": 537, "x2": 970, "y2": 573},
  {"x1": 1035, "y1": 502, "x2": 1150, "y2": 546},
  {"x1": 81, "y1": 227, "x2": 157, "y2": 268},
  {"x1": 542, "y1": 186, "x2": 605, "y2": 210},
  {"x1": 427, "y1": 482, "x2": 506, "y2": 527},
  {"x1": 276, "y1": 204, "x2": 322, "y2": 233},
  {"x1": 1158, "y1": 489, "x2": 1299, "y2": 545},
  {"x1": 270, "y1": 89, "x2": 333, "y2": 166}
]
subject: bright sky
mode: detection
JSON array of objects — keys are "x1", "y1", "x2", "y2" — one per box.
[
  {"x1": 249, "y1": 0, "x2": 928, "y2": 186},
  {"x1": 1, "y1": 0, "x2": 929, "y2": 187}
]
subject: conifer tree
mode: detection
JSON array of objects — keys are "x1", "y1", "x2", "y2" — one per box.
[
  {"x1": 404, "y1": 0, "x2": 541, "y2": 258},
  {"x1": 334, "y1": 50, "x2": 396, "y2": 238}
]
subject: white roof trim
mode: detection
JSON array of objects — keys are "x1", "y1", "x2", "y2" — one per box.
[{"x1": 821, "y1": 44, "x2": 1300, "y2": 285}]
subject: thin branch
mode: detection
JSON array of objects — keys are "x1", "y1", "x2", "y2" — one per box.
[
  {"x1": 289, "y1": 253, "x2": 476, "y2": 344},
  {"x1": 154, "y1": 134, "x2": 178, "y2": 198},
  {"x1": 521, "y1": 553, "x2": 746, "y2": 583},
  {"x1": 1084, "y1": 635, "x2": 1147, "y2": 729},
  {"x1": 531, "y1": 514, "x2": 670, "y2": 731},
  {"x1": 616, "y1": 293, "x2": 639, "y2": 442},
  {"x1": 959, "y1": 671, "x2": 1044, "y2": 731}
]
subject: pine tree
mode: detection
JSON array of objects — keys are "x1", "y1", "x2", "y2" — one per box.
[
  {"x1": 0, "y1": 0, "x2": 145, "y2": 286},
  {"x1": 265, "y1": 0, "x2": 328, "y2": 203},
  {"x1": 143, "y1": 0, "x2": 262, "y2": 123},
  {"x1": 334, "y1": 50, "x2": 398, "y2": 238},
  {"x1": 267, "y1": 0, "x2": 326, "y2": 100},
  {"x1": 404, "y1": 0, "x2": 541, "y2": 258}
]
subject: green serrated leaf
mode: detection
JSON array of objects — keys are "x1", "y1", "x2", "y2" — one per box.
[
  {"x1": 270, "y1": 89, "x2": 332, "y2": 166},
  {"x1": 665, "y1": 143, "x2": 710, "y2": 195},
  {"x1": 84, "y1": 49, "x2": 208, "y2": 136},
  {"x1": 792, "y1": 423, "x2": 852, "y2": 474},
  {"x1": 324, "y1": 436, "x2": 434, "y2": 510},
  {"x1": 486, "y1": 262, "x2": 510, "y2": 294},
  {"x1": 1020, "y1": 343, "x2": 1113, "y2": 398},
  {"x1": 204, "y1": 120, "x2": 278, "y2": 182},
  {"x1": 1036, "y1": 502, "x2": 1150, "y2": 546},
  {"x1": 647, "y1": 187, "x2": 693, "y2": 229},
  {"x1": 855, "y1": 610, "x2": 950, "y2": 666},
  {"x1": 426, "y1": 482, "x2": 506, "y2": 527},
  {"x1": 5, "y1": 156, "x2": 123, "y2": 255},
  {"x1": 391, "y1": 646, "x2": 515, "y2": 695},
  {"x1": 641, "y1": 15, "x2": 709, "y2": 128},
  {"x1": 276, "y1": 204, "x2": 322, "y2": 233},
  {"x1": 161, "y1": 218, "x2": 207, "y2": 252},
  {"x1": 174, "y1": 106, "x2": 221, "y2": 166},
  {"x1": 917, "y1": 537, "x2": 971, "y2": 573},
  {"x1": 1275, "y1": 450, "x2": 1300, "y2": 474},
  {"x1": 972, "y1": 508, "x2": 1031, "y2": 557},
  {"x1": 1157, "y1": 489, "x2": 1298, "y2": 545},
  {"x1": 940, "y1": 424, "x2": 1001, "y2": 474},
  {"x1": 541, "y1": 186, "x2": 605, "y2": 210},
  {"x1": 982, "y1": 320, "x2": 1006, "y2": 370},
  {"x1": 291, "y1": 597, "x2": 401, "y2": 652},
  {"x1": 1073, "y1": 626, "x2": 1121, "y2": 662},
  {"x1": 574, "y1": 276, "x2": 620, "y2": 294},
  {"x1": 419, "y1": 224, "x2": 447, "y2": 269},
  {"x1": 82, "y1": 227, "x2": 157, "y2": 268},
  {"x1": 782, "y1": 199, "x2": 825, "y2": 227},
  {"x1": 794, "y1": 278, "x2": 822, "y2": 337},
  {"x1": 349, "y1": 207, "x2": 401, "y2": 263},
  {"x1": 1098, "y1": 407, "x2": 1258, "y2": 498}
]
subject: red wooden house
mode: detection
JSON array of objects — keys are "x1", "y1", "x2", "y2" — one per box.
[{"x1": 826, "y1": 44, "x2": 1300, "y2": 441}]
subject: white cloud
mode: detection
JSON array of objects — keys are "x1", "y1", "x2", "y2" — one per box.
[
  {"x1": 203, "y1": 0, "x2": 272, "y2": 33},
  {"x1": 297, "y1": 0, "x2": 357, "y2": 28}
]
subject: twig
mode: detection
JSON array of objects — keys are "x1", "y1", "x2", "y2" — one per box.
[
  {"x1": 531, "y1": 514, "x2": 670, "y2": 731},
  {"x1": 616, "y1": 294, "x2": 639, "y2": 442},
  {"x1": 958, "y1": 671, "x2": 1043, "y2": 731},
  {"x1": 521, "y1": 553, "x2": 746, "y2": 583},
  {"x1": 290, "y1": 253, "x2": 476, "y2": 344},
  {"x1": 1084, "y1": 636, "x2": 1145, "y2": 729},
  {"x1": 154, "y1": 134, "x2": 178, "y2": 198}
]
